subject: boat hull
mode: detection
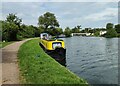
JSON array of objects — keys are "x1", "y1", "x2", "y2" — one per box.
[{"x1": 39, "y1": 43, "x2": 66, "y2": 66}]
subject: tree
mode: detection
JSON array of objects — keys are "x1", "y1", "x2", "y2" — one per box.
[
  {"x1": 18, "y1": 24, "x2": 36, "y2": 38},
  {"x1": 64, "y1": 27, "x2": 71, "y2": 37},
  {"x1": 106, "y1": 23, "x2": 114, "y2": 29},
  {"x1": 115, "y1": 24, "x2": 120, "y2": 33},
  {"x1": 71, "y1": 25, "x2": 81, "y2": 33},
  {"x1": 34, "y1": 26, "x2": 44, "y2": 37},
  {"x1": 94, "y1": 31, "x2": 100, "y2": 36},
  {"x1": 84, "y1": 28, "x2": 92, "y2": 33},
  {"x1": 105, "y1": 28, "x2": 117, "y2": 38},
  {"x1": 105, "y1": 23, "x2": 117, "y2": 38},
  {"x1": 38, "y1": 12, "x2": 59, "y2": 32},
  {"x1": 77, "y1": 25, "x2": 81, "y2": 29},
  {"x1": 0, "y1": 21, "x2": 3, "y2": 41},
  {"x1": 3, "y1": 13, "x2": 22, "y2": 41},
  {"x1": 72, "y1": 27, "x2": 79, "y2": 33},
  {"x1": 48, "y1": 28, "x2": 63, "y2": 36},
  {"x1": 89, "y1": 29, "x2": 94, "y2": 33},
  {"x1": 6, "y1": 13, "x2": 22, "y2": 27}
]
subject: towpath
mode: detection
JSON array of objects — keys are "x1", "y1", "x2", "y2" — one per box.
[{"x1": 0, "y1": 38, "x2": 33, "y2": 85}]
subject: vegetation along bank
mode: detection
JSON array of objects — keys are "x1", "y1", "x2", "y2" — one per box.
[
  {"x1": 18, "y1": 38, "x2": 88, "y2": 85},
  {"x1": 0, "y1": 41, "x2": 14, "y2": 48},
  {"x1": 1, "y1": 13, "x2": 120, "y2": 44}
]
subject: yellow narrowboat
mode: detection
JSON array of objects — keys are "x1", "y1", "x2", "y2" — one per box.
[
  {"x1": 39, "y1": 33, "x2": 66, "y2": 66},
  {"x1": 41, "y1": 39, "x2": 65, "y2": 50}
]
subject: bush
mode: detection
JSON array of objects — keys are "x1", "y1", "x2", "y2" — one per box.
[
  {"x1": 17, "y1": 35, "x2": 23, "y2": 41},
  {"x1": 105, "y1": 28, "x2": 118, "y2": 38}
]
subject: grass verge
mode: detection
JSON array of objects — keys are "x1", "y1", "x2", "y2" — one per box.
[
  {"x1": 0, "y1": 41, "x2": 14, "y2": 48},
  {"x1": 18, "y1": 39, "x2": 88, "y2": 85}
]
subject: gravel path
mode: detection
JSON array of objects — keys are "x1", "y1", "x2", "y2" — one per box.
[{"x1": 0, "y1": 38, "x2": 33, "y2": 85}]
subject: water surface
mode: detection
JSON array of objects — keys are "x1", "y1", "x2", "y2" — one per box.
[{"x1": 62, "y1": 37, "x2": 118, "y2": 85}]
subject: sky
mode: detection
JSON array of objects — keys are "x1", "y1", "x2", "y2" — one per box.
[{"x1": 1, "y1": 0, "x2": 119, "y2": 29}]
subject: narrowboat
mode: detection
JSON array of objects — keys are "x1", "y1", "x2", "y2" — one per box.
[{"x1": 39, "y1": 33, "x2": 66, "y2": 66}]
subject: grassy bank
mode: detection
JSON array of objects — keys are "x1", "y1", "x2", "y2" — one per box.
[
  {"x1": 18, "y1": 39, "x2": 88, "y2": 84},
  {"x1": 0, "y1": 41, "x2": 14, "y2": 48}
]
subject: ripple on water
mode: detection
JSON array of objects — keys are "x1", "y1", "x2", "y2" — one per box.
[{"x1": 64, "y1": 37, "x2": 118, "y2": 84}]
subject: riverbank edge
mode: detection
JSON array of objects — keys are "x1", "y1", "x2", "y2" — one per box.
[
  {"x1": 0, "y1": 41, "x2": 14, "y2": 48},
  {"x1": 18, "y1": 38, "x2": 89, "y2": 84}
]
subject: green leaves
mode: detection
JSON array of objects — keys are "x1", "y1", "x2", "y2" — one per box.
[
  {"x1": 6, "y1": 13, "x2": 22, "y2": 26},
  {"x1": 115, "y1": 24, "x2": 120, "y2": 33},
  {"x1": 105, "y1": 28, "x2": 118, "y2": 38},
  {"x1": 64, "y1": 27, "x2": 72, "y2": 37},
  {"x1": 38, "y1": 12, "x2": 59, "y2": 31},
  {"x1": 2, "y1": 13, "x2": 22, "y2": 41},
  {"x1": 106, "y1": 23, "x2": 114, "y2": 30},
  {"x1": 105, "y1": 23, "x2": 118, "y2": 38}
]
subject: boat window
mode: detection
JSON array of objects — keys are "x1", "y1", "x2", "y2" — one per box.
[{"x1": 52, "y1": 42, "x2": 62, "y2": 49}]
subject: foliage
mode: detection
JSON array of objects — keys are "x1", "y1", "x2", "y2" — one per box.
[
  {"x1": 6, "y1": 13, "x2": 22, "y2": 27},
  {"x1": 35, "y1": 26, "x2": 44, "y2": 37},
  {"x1": 64, "y1": 27, "x2": 72, "y2": 37},
  {"x1": 1, "y1": 13, "x2": 45, "y2": 41},
  {"x1": 0, "y1": 41, "x2": 14, "y2": 48},
  {"x1": 105, "y1": 28, "x2": 117, "y2": 38},
  {"x1": 38, "y1": 12, "x2": 59, "y2": 31},
  {"x1": 115, "y1": 24, "x2": 120, "y2": 33},
  {"x1": 1, "y1": 13, "x2": 22, "y2": 41},
  {"x1": 2, "y1": 21, "x2": 19, "y2": 41},
  {"x1": 71, "y1": 25, "x2": 81, "y2": 33},
  {"x1": 18, "y1": 25, "x2": 35, "y2": 38},
  {"x1": 48, "y1": 28, "x2": 63, "y2": 36},
  {"x1": 0, "y1": 21, "x2": 2, "y2": 41},
  {"x1": 94, "y1": 31, "x2": 100, "y2": 36},
  {"x1": 1, "y1": 13, "x2": 120, "y2": 40},
  {"x1": 18, "y1": 39, "x2": 88, "y2": 84},
  {"x1": 105, "y1": 23, "x2": 117, "y2": 38},
  {"x1": 89, "y1": 29, "x2": 94, "y2": 33},
  {"x1": 106, "y1": 23, "x2": 114, "y2": 29},
  {"x1": 117, "y1": 33, "x2": 120, "y2": 37},
  {"x1": 84, "y1": 28, "x2": 91, "y2": 33}
]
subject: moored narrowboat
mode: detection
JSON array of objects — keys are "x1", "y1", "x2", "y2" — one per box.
[{"x1": 39, "y1": 33, "x2": 66, "y2": 66}]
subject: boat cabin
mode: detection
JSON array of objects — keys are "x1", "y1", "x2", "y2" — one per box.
[{"x1": 40, "y1": 33, "x2": 65, "y2": 50}]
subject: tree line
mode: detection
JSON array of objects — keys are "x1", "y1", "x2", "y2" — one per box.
[
  {"x1": 0, "y1": 12, "x2": 120, "y2": 41},
  {"x1": 63, "y1": 23, "x2": 120, "y2": 37},
  {"x1": 0, "y1": 13, "x2": 39, "y2": 41},
  {"x1": 0, "y1": 12, "x2": 63, "y2": 41}
]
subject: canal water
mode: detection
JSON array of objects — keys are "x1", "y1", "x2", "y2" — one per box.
[{"x1": 62, "y1": 37, "x2": 118, "y2": 85}]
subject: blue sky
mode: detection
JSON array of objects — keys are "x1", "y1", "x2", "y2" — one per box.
[{"x1": 1, "y1": 1, "x2": 119, "y2": 29}]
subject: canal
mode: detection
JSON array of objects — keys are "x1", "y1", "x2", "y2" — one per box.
[{"x1": 62, "y1": 37, "x2": 118, "y2": 85}]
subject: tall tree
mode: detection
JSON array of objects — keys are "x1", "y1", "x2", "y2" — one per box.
[
  {"x1": 105, "y1": 23, "x2": 117, "y2": 38},
  {"x1": 115, "y1": 24, "x2": 120, "y2": 33},
  {"x1": 84, "y1": 28, "x2": 90, "y2": 33},
  {"x1": 71, "y1": 25, "x2": 81, "y2": 33},
  {"x1": 106, "y1": 23, "x2": 114, "y2": 29},
  {"x1": 77, "y1": 25, "x2": 81, "y2": 32},
  {"x1": 4, "y1": 13, "x2": 22, "y2": 41},
  {"x1": 38, "y1": 12, "x2": 59, "y2": 32},
  {"x1": 64, "y1": 27, "x2": 71, "y2": 37},
  {"x1": 6, "y1": 13, "x2": 22, "y2": 27}
]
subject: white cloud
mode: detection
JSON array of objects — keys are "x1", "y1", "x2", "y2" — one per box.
[
  {"x1": 1, "y1": 2, "x2": 118, "y2": 28},
  {"x1": 17, "y1": 13, "x2": 24, "y2": 17},
  {"x1": 84, "y1": 8, "x2": 118, "y2": 21}
]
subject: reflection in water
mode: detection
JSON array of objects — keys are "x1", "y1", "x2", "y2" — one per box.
[{"x1": 62, "y1": 37, "x2": 118, "y2": 85}]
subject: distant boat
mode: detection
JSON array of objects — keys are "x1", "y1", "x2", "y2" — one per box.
[{"x1": 57, "y1": 34, "x2": 66, "y2": 38}]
